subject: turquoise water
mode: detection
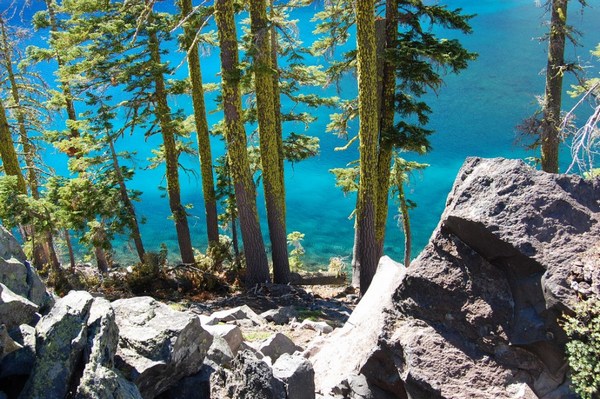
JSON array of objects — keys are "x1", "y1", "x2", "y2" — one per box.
[{"x1": 11, "y1": 1, "x2": 600, "y2": 268}]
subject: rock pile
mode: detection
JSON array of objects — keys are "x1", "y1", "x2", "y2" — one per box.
[
  {"x1": 0, "y1": 227, "x2": 328, "y2": 399},
  {"x1": 309, "y1": 157, "x2": 600, "y2": 398}
]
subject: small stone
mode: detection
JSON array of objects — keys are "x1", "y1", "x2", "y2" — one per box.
[
  {"x1": 258, "y1": 333, "x2": 300, "y2": 362},
  {"x1": 272, "y1": 353, "x2": 315, "y2": 399}
]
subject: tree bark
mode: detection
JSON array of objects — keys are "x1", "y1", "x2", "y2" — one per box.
[
  {"x1": 108, "y1": 138, "x2": 145, "y2": 262},
  {"x1": 541, "y1": 0, "x2": 568, "y2": 173},
  {"x1": 215, "y1": 0, "x2": 270, "y2": 287},
  {"x1": 179, "y1": 0, "x2": 220, "y2": 246},
  {"x1": 375, "y1": 0, "x2": 398, "y2": 260},
  {"x1": 148, "y1": 28, "x2": 195, "y2": 265},
  {"x1": 250, "y1": 0, "x2": 290, "y2": 284},
  {"x1": 352, "y1": 0, "x2": 380, "y2": 295},
  {"x1": 0, "y1": 100, "x2": 27, "y2": 196}
]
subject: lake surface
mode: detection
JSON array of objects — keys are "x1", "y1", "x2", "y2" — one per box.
[{"x1": 11, "y1": 1, "x2": 600, "y2": 269}]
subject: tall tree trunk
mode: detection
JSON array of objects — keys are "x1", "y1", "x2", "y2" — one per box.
[
  {"x1": 0, "y1": 100, "x2": 27, "y2": 195},
  {"x1": 107, "y1": 138, "x2": 145, "y2": 262},
  {"x1": 250, "y1": 0, "x2": 290, "y2": 284},
  {"x1": 541, "y1": 0, "x2": 568, "y2": 173},
  {"x1": 375, "y1": 0, "x2": 398, "y2": 259},
  {"x1": 64, "y1": 229, "x2": 76, "y2": 269},
  {"x1": 269, "y1": 0, "x2": 284, "y2": 189},
  {"x1": 1, "y1": 17, "x2": 59, "y2": 270},
  {"x1": 148, "y1": 29, "x2": 195, "y2": 265},
  {"x1": 179, "y1": 0, "x2": 220, "y2": 246},
  {"x1": 352, "y1": 0, "x2": 380, "y2": 295},
  {"x1": 215, "y1": 0, "x2": 270, "y2": 287}
]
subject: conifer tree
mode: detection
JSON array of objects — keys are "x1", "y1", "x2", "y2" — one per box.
[
  {"x1": 315, "y1": 0, "x2": 475, "y2": 293},
  {"x1": 353, "y1": 0, "x2": 379, "y2": 294},
  {"x1": 249, "y1": 0, "x2": 290, "y2": 284},
  {"x1": 0, "y1": 15, "x2": 60, "y2": 270},
  {"x1": 215, "y1": 0, "x2": 270, "y2": 286},
  {"x1": 177, "y1": 0, "x2": 220, "y2": 246}
]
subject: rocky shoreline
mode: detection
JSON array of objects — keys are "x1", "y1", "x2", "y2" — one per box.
[{"x1": 1, "y1": 158, "x2": 599, "y2": 398}]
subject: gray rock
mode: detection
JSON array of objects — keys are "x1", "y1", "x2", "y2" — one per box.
[
  {"x1": 210, "y1": 350, "x2": 286, "y2": 399},
  {"x1": 0, "y1": 324, "x2": 35, "y2": 379},
  {"x1": 155, "y1": 363, "x2": 213, "y2": 399},
  {"x1": 261, "y1": 306, "x2": 299, "y2": 325},
  {"x1": 0, "y1": 226, "x2": 26, "y2": 264},
  {"x1": 204, "y1": 305, "x2": 264, "y2": 326},
  {"x1": 203, "y1": 323, "x2": 243, "y2": 354},
  {"x1": 0, "y1": 283, "x2": 38, "y2": 330},
  {"x1": 75, "y1": 297, "x2": 143, "y2": 399},
  {"x1": 259, "y1": 332, "x2": 299, "y2": 362},
  {"x1": 19, "y1": 290, "x2": 95, "y2": 399},
  {"x1": 272, "y1": 353, "x2": 315, "y2": 399},
  {"x1": 112, "y1": 296, "x2": 213, "y2": 399},
  {"x1": 309, "y1": 256, "x2": 405, "y2": 397},
  {"x1": 310, "y1": 158, "x2": 600, "y2": 398},
  {"x1": 0, "y1": 324, "x2": 22, "y2": 361},
  {"x1": 0, "y1": 226, "x2": 52, "y2": 310},
  {"x1": 205, "y1": 334, "x2": 234, "y2": 366}
]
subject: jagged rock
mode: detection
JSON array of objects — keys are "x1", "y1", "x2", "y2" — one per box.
[
  {"x1": 210, "y1": 350, "x2": 286, "y2": 399},
  {"x1": 261, "y1": 306, "x2": 299, "y2": 325},
  {"x1": 155, "y1": 363, "x2": 213, "y2": 399},
  {"x1": 272, "y1": 353, "x2": 315, "y2": 399},
  {"x1": 18, "y1": 291, "x2": 94, "y2": 399},
  {"x1": 204, "y1": 305, "x2": 265, "y2": 326},
  {"x1": 203, "y1": 323, "x2": 243, "y2": 354},
  {"x1": 210, "y1": 336, "x2": 236, "y2": 367},
  {"x1": 75, "y1": 297, "x2": 143, "y2": 399},
  {"x1": 0, "y1": 283, "x2": 38, "y2": 331},
  {"x1": 0, "y1": 227, "x2": 52, "y2": 310},
  {"x1": 0, "y1": 324, "x2": 35, "y2": 379},
  {"x1": 310, "y1": 256, "x2": 405, "y2": 397},
  {"x1": 112, "y1": 296, "x2": 213, "y2": 399},
  {"x1": 0, "y1": 324, "x2": 22, "y2": 362},
  {"x1": 258, "y1": 332, "x2": 299, "y2": 362},
  {"x1": 311, "y1": 158, "x2": 600, "y2": 398}
]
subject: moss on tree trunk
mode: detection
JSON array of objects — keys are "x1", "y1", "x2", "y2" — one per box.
[
  {"x1": 148, "y1": 29, "x2": 195, "y2": 265},
  {"x1": 353, "y1": 0, "x2": 380, "y2": 295},
  {"x1": 179, "y1": 0, "x2": 220, "y2": 246},
  {"x1": 250, "y1": 0, "x2": 290, "y2": 284},
  {"x1": 215, "y1": 0, "x2": 270, "y2": 286},
  {"x1": 541, "y1": 0, "x2": 568, "y2": 173}
]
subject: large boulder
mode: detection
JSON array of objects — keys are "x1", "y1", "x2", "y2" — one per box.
[
  {"x1": 75, "y1": 297, "x2": 142, "y2": 399},
  {"x1": 18, "y1": 291, "x2": 95, "y2": 399},
  {"x1": 210, "y1": 350, "x2": 286, "y2": 399},
  {"x1": 0, "y1": 283, "x2": 38, "y2": 331},
  {"x1": 272, "y1": 353, "x2": 315, "y2": 399},
  {"x1": 112, "y1": 296, "x2": 213, "y2": 399},
  {"x1": 310, "y1": 158, "x2": 600, "y2": 398},
  {"x1": 0, "y1": 226, "x2": 52, "y2": 310}
]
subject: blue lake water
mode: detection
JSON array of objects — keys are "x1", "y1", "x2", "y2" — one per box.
[{"x1": 11, "y1": 1, "x2": 600, "y2": 269}]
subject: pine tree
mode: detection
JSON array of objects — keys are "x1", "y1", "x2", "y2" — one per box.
[
  {"x1": 177, "y1": 0, "x2": 220, "y2": 246},
  {"x1": 353, "y1": 0, "x2": 379, "y2": 294},
  {"x1": 215, "y1": 0, "x2": 270, "y2": 286},
  {"x1": 249, "y1": 0, "x2": 290, "y2": 284},
  {"x1": 315, "y1": 0, "x2": 475, "y2": 293}
]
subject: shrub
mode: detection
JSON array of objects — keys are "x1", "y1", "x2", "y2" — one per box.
[{"x1": 562, "y1": 298, "x2": 600, "y2": 399}]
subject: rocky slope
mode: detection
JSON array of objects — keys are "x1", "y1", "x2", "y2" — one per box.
[
  {"x1": 1, "y1": 157, "x2": 598, "y2": 399},
  {"x1": 310, "y1": 157, "x2": 600, "y2": 398}
]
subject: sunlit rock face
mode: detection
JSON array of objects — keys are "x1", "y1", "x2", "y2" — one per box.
[{"x1": 310, "y1": 157, "x2": 600, "y2": 399}]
